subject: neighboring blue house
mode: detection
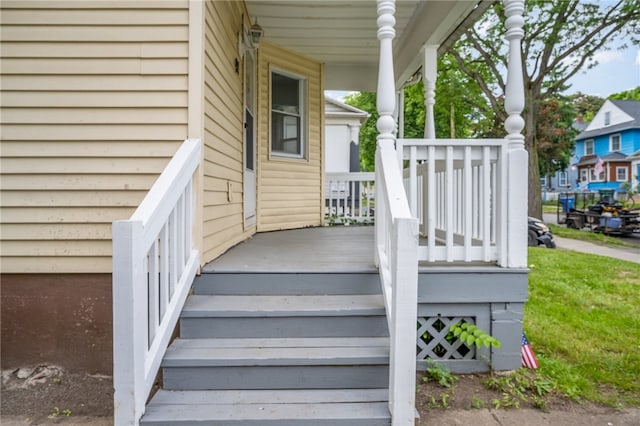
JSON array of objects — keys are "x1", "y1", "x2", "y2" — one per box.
[{"x1": 574, "y1": 99, "x2": 640, "y2": 195}]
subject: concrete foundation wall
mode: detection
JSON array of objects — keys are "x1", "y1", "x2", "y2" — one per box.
[{"x1": 0, "y1": 274, "x2": 113, "y2": 374}]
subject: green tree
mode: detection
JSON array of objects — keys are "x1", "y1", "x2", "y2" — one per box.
[
  {"x1": 448, "y1": 0, "x2": 640, "y2": 218},
  {"x1": 344, "y1": 91, "x2": 378, "y2": 171},
  {"x1": 537, "y1": 96, "x2": 578, "y2": 187},
  {"x1": 609, "y1": 86, "x2": 640, "y2": 100},
  {"x1": 568, "y1": 92, "x2": 605, "y2": 122}
]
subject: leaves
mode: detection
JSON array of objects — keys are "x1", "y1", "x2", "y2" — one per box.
[{"x1": 449, "y1": 322, "x2": 502, "y2": 349}]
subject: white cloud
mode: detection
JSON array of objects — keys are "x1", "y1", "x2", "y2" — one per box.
[{"x1": 591, "y1": 50, "x2": 623, "y2": 64}]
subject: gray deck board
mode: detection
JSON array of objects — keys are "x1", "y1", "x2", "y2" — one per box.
[
  {"x1": 203, "y1": 226, "x2": 376, "y2": 273},
  {"x1": 182, "y1": 294, "x2": 385, "y2": 317},
  {"x1": 147, "y1": 389, "x2": 389, "y2": 405},
  {"x1": 169, "y1": 337, "x2": 390, "y2": 349}
]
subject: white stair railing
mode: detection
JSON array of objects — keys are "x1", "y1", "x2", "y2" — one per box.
[
  {"x1": 398, "y1": 138, "x2": 509, "y2": 265},
  {"x1": 112, "y1": 138, "x2": 201, "y2": 425},
  {"x1": 375, "y1": 1, "x2": 419, "y2": 425},
  {"x1": 325, "y1": 172, "x2": 375, "y2": 224}
]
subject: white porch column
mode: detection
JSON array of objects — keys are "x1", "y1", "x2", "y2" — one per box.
[
  {"x1": 503, "y1": 0, "x2": 527, "y2": 268},
  {"x1": 349, "y1": 122, "x2": 362, "y2": 145},
  {"x1": 422, "y1": 45, "x2": 438, "y2": 139}
]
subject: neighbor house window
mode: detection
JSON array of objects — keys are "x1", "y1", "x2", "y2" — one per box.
[
  {"x1": 580, "y1": 169, "x2": 588, "y2": 182},
  {"x1": 616, "y1": 166, "x2": 628, "y2": 182},
  {"x1": 604, "y1": 111, "x2": 611, "y2": 126},
  {"x1": 585, "y1": 139, "x2": 594, "y2": 155},
  {"x1": 271, "y1": 69, "x2": 306, "y2": 158},
  {"x1": 540, "y1": 176, "x2": 547, "y2": 187},
  {"x1": 558, "y1": 172, "x2": 568, "y2": 186},
  {"x1": 610, "y1": 134, "x2": 621, "y2": 151}
]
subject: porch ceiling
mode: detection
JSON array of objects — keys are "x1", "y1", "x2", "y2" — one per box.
[{"x1": 245, "y1": 0, "x2": 487, "y2": 92}]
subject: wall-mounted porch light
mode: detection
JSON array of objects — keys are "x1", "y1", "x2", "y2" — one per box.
[
  {"x1": 249, "y1": 19, "x2": 264, "y2": 48},
  {"x1": 238, "y1": 16, "x2": 264, "y2": 59}
]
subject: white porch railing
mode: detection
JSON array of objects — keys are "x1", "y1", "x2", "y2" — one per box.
[
  {"x1": 398, "y1": 138, "x2": 508, "y2": 265},
  {"x1": 325, "y1": 172, "x2": 375, "y2": 223},
  {"x1": 112, "y1": 138, "x2": 201, "y2": 426}
]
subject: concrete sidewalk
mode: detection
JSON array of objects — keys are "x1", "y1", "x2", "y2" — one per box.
[{"x1": 553, "y1": 235, "x2": 640, "y2": 264}]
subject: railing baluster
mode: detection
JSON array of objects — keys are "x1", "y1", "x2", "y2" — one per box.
[
  {"x1": 464, "y1": 147, "x2": 472, "y2": 261},
  {"x1": 445, "y1": 146, "x2": 454, "y2": 262},
  {"x1": 427, "y1": 146, "x2": 436, "y2": 261},
  {"x1": 160, "y1": 224, "x2": 169, "y2": 320},
  {"x1": 148, "y1": 240, "x2": 159, "y2": 344},
  {"x1": 482, "y1": 146, "x2": 491, "y2": 261},
  {"x1": 409, "y1": 145, "x2": 417, "y2": 217}
]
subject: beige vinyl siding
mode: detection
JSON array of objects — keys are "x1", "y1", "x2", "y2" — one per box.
[
  {"x1": 257, "y1": 42, "x2": 324, "y2": 231},
  {"x1": 201, "y1": 1, "x2": 253, "y2": 263},
  {"x1": 0, "y1": 1, "x2": 189, "y2": 273}
]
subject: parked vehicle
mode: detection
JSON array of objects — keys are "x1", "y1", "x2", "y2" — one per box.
[
  {"x1": 557, "y1": 191, "x2": 640, "y2": 236},
  {"x1": 528, "y1": 217, "x2": 556, "y2": 248}
]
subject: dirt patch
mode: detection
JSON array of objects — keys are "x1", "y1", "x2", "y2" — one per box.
[
  {"x1": 415, "y1": 370, "x2": 638, "y2": 424},
  {"x1": 1, "y1": 365, "x2": 113, "y2": 425}
]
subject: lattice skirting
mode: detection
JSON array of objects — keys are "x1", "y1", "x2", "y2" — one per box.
[{"x1": 416, "y1": 303, "x2": 491, "y2": 373}]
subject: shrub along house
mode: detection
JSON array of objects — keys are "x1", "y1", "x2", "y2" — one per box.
[{"x1": 0, "y1": 1, "x2": 529, "y2": 424}]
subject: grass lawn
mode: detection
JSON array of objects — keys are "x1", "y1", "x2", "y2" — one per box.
[
  {"x1": 548, "y1": 224, "x2": 639, "y2": 249},
  {"x1": 526, "y1": 247, "x2": 640, "y2": 407}
]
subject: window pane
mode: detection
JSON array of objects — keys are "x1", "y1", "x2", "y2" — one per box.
[
  {"x1": 271, "y1": 71, "x2": 304, "y2": 157},
  {"x1": 611, "y1": 135, "x2": 620, "y2": 151}
]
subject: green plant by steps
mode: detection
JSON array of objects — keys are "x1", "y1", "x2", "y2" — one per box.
[
  {"x1": 483, "y1": 369, "x2": 553, "y2": 411},
  {"x1": 48, "y1": 407, "x2": 72, "y2": 418},
  {"x1": 423, "y1": 359, "x2": 458, "y2": 388},
  {"x1": 449, "y1": 322, "x2": 501, "y2": 349}
]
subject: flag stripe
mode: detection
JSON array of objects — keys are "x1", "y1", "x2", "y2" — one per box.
[{"x1": 521, "y1": 333, "x2": 539, "y2": 369}]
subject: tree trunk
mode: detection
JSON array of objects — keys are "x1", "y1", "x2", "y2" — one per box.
[{"x1": 525, "y1": 95, "x2": 542, "y2": 219}]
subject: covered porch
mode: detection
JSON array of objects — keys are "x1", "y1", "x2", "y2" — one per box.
[{"x1": 112, "y1": 0, "x2": 529, "y2": 424}]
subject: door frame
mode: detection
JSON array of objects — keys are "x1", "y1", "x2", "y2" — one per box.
[{"x1": 243, "y1": 49, "x2": 257, "y2": 228}]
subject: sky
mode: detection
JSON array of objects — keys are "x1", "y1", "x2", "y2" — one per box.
[{"x1": 565, "y1": 46, "x2": 640, "y2": 98}]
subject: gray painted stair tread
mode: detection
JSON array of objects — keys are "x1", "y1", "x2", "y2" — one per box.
[
  {"x1": 163, "y1": 344, "x2": 389, "y2": 367},
  {"x1": 169, "y1": 337, "x2": 390, "y2": 349},
  {"x1": 182, "y1": 294, "x2": 385, "y2": 317},
  {"x1": 141, "y1": 402, "x2": 390, "y2": 424},
  {"x1": 148, "y1": 389, "x2": 388, "y2": 405}
]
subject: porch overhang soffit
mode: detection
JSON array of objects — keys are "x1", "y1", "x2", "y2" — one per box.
[{"x1": 245, "y1": 0, "x2": 488, "y2": 92}]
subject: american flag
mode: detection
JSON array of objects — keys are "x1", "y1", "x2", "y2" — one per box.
[
  {"x1": 522, "y1": 333, "x2": 539, "y2": 369},
  {"x1": 594, "y1": 157, "x2": 604, "y2": 177}
]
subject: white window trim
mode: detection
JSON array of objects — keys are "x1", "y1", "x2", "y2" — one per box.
[
  {"x1": 604, "y1": 111, "x2": 611, "y2": 126},
  {"x1": 584, "y1": 139, "x2": 594, "y2": 156},
  {"x1": 616, "y1": 166, "x2": 628, "y2": 182},
  {"x1": 590, "y1": 167, "x2": 605, "y2": 182},
  {"x1": 558, "y1": 171, "x2": 568, "y2": 186},
  {"x1": 269, "y1": 67, "x2": 308, "y2": 160},
  {"x1": 609, "y1": 134, "x2": 621, "y2": 152},
  {"x1": 580, "y1": 169, "x2": 588, "y2": 183},
  {"x1": 540, "y1": 176, "x2": 547, "y2": 187}
]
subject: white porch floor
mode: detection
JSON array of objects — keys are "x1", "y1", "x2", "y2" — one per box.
[{"x1": 202, "y1": 226, "x2": 376, "y2": 273}]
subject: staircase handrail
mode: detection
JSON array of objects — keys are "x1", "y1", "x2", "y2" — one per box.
[{"x1": 112, "y1": 138, "x2": 201, "y2": 425}]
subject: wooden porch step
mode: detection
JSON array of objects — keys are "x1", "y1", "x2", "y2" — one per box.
[
  {"x1": 161, "y1": 337, "x2": 390, "y2": 390},
  {"x1": 193, "y1": 272, "x2": 380, "y2": 295},
  {"x1": 179, "y1": 294, "x2": 389, "y2": 339},
  {"x1": 141, "y1": 389, "x2": 390, "y2": 425}
]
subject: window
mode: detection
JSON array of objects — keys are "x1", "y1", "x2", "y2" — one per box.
[
  {"x1": 558, "y1": 172, "x2": 568, "y2": 186},
  {"x1": 540, "y1": 176, "x2": 547, "y2": 187},
  {"x1": 271, "y1": 70, "x2": 306, "y2": 158},
  {"x1": 580, "y1": 169, "x2": 588, "y2": 182},
  {"x1": 590, "y1": 167, "x2": 604, "y2": 182},
  {"x1": 610, "y1": 134, "x2": 621, "y2": 152},
  {"x1": 604, "y1": 111, "x2": 611, "y2": 126},
  {"x1": 616, "y1": 166, "x2": 628, "y2": 182},
  {"x1": 585, "y1": 139, "x2": 594, "y2": 155}
]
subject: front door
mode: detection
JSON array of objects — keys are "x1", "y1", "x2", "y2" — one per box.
[{"x1": 244, "y1": 50, "x2": 257, "y2": 227}]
